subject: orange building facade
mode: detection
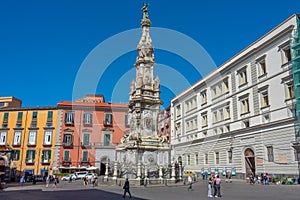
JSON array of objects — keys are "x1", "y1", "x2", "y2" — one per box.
[{"x1": 56, "y1": 95, "x2": 129, "y2": 174}]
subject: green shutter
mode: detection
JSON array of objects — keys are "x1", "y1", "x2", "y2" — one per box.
[
  {"x1": 42, "y1": 150, "x2": 45, "y2": 161},
  {"x1": 17, "y1": 112, "x2": 23, "y2": 121},
  {"x1": 26, "y1": 150, "x2": 29, "y2": 160},
  {"x1": 10, "y1": 150, "x2": 14, "y2": 160},
  {"x1": 32, "y1": 150, "x2": 36, "y2": 160},
  {"x1": 82, "y1": 151, "x2": 88, "y2": 161},
  {"x1": 48, "y1": 150, "x2": 51, "y2": 160}
]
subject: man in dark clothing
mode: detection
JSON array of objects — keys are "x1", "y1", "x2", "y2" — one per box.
[{"x1": 123, "y1": 178, "x2": 132, "y2": 198}]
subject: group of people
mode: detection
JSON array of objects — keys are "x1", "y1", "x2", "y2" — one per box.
[{"x1": 207, "y1": 175, "x2": 222, "y2": 198}]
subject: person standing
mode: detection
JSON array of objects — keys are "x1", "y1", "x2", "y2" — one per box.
[
  {"x1": 215, "y1": 175, "x2": 221, "y2": 198},
  {"x1": 45, "y1": 175, "x2": 50, "y2": 188},
  {"x1": 207, "y1": 177, "x2": 213, "y2": 197},
  {"x1": 20, "y1": 176, "x2": 25, "y2": 186},
  {"x1": 123, "y1": 178, "x2": 132, "y2": 199}
]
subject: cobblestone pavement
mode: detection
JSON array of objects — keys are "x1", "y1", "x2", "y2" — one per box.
[{"x1": 1, "y1": 179, "x2": 300, "y2": 200}]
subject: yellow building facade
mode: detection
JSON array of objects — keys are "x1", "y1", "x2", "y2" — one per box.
[{"x1": 0, "y1": 107, "x2": 58, "y2": 182}]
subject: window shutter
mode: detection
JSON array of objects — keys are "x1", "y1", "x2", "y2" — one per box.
[
  {"x1": 26, "y1": 150, "x2": 29, "y2": 160},
  {"x1": 33, "y1": 150, "x2": 36, "y2": 160},
  {"x1": 10, "y1": 150, "x2": 14, "y2": 160},
  {"x1": 42, "y1": 150, "x2": 45, "y2": 161},
  {"x1": 16, "y1": 150, "x2": 20, "y2": 160},
  {"x1": 48, "y1": 150, "x2": 51, "y2": 159}
]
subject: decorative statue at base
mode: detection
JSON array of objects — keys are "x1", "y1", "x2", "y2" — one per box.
[{"x1": 142, "y1": 3, "x2": 149, "y2": 19}]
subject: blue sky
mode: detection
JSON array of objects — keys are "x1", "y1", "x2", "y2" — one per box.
[{"x1": 0, "y1": 0, "x2": 299, "y2": 108}]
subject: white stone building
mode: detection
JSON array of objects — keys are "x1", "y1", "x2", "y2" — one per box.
[{"x1": 171, "y1": 14, "x2": 299, "y2": 179}]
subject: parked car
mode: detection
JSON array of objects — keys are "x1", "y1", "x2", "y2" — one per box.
[
  {"x1": 74, "y1": 171, "x2": 88, "y2": 180},
  {"x1": 61, "y1": 174, "x2": 76, "y2": 181}
]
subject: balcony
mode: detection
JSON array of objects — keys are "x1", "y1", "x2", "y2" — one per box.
[
  {"x1": 41, "y1": 160, "x2": 51, "y2": 165},
  {"x1": 81, "y1": 142, "x2": 91, "y2": 149},
  {"x1": 93, "y1": 142, "x2": 118, "y2": 149},
  {"x1": 80, "y1": 159, "x2": 90, "y2": 167},
  {"x1": 27, "y1": 143, "x2": 36, "y2": 147},
  {"x1": 65, "y1": 121, "x2": 74, "y2": 126},
  {"x1": 25, "y1": 159, "x2": 34, "y2": 165},
  {"x1": 62, "y1": 142, "x2": 73, "y2": 148},
  {"x1": 61, "y1": 160, "x2": 72, "y2": 167},
  {"x1": 103, "y1": 120, "x2": 112, "y2": 127},
  {"x1": 12, "y1": 142, "x2": 21, "y2": 147}
]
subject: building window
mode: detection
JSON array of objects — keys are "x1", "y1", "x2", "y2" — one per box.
[
  {"x1": 202, "y1": 113, "x2": 208, "y2": 127},
  {"x1": 44, "y1": 131, "x2": 52, "y2": 145},
  {"x1": 10, "y1": 150, "x2": 20, "y2": 161},
  {"x1": 83, "y1": 112, "x2": 93, "y2": 125},
  {"x1": 82, "y1": 150, "x2": 88, "y2": 162},
  {"x1": 175, "y1": 122, "x2": 181, "y2": 137},
  {"x1": 31, "y1": 112, "x2": 38, "y2": 127},
  {"x1": 243, "y1": 120, "x2": 250, "y2": 128},
  {"x1": 257, "y1": 59, "x2": 267, "y2": 77},
  {"x1": 223, "y1": 78, "x2": 229, "y2": 93},
  {"x1": 240, "y1": 98, "x2": 250, "y2": 114},
  {"x1": 205, "y1": 153, "x2": 208, "y2": 164},
  {"x1": 185, "y1": 97, "x2": 197, "y2": 113},
  {"x1": 46, "y1": 111, "x2": 53, "y2": 127},
  {"x1": 82, "y1": 133, "x2": 90, "y2": 146},
  {"x1": 104, "y1": 134, "x2": 111, "y2": 146},
  {"x1": 286, "y1": 82, "x2": 295, "y2": 99},
  {"x1": 2, "y1": 112, "x2": 8, "y2": 128},
  {"x1": 13, "y1": 131, "x2": 22, "y2": 146},
  {"x1": 42, "y1": 150, "x2": 51, "y2": 163},
  {"x1": 175, "y1": 105, "x2": 181, "y2": 119},
  {"x1": 225, "y1": 106, "x2": 230, "y2": 119},
  {"x1": 260, "y1": 90, "x2": 269, "y2": 108},
  {"x1": 26, "y1": 150, "x2": 36, "y2": 163},
  {"x1": 201, "y1": 91, "x2": 207, "y2": 105},
  {"x1": 213, "y1": 111, "x2": 217, "y2": 123},
  {"x1": 65, "y1": 112, "x2": 74, "y2": 125},
  {"x1": 228, "y1": 150, "x2": 232, "y2": 164},
  {"x1": 263, "y1": 114, "x2": 270, "y2": 123},
  {"x1": 63, "y1": 134, "x2": 73, "y2": 146},
  {"x1": 16, "y1": 112, "x2": 23, "y2": 127},
  {"x1": 63, "y1": 150, "x2": 70, "y2": 161},
  {"x1": 0, "y1": 132, "x2": 7, "y2": 145},
  {"x1": 28, "y1": 131, "x2": 37, "y2": 146},
  {"x1": 267, "y1": 146, "x2": 274, "y2": 162},
  {"x1": 238, "y1": 67, "x2": 248, "y2": 86},
  {"x1": 104, "y1": 113, "x2": 112, "y2": 126},
  {"x1": 47, "y1": 111, "x2": 53, "y2": 122},
  {"x1": 195, "y1": 153, "x2": 199, "y2": 165},
  {"x1": 215, "y1": 152, "x2": 219, "y2": 164},
  {"x1": 0, "y1": 102, "x2": 4, "y2": 107},
  {"x1": 281, "y1": 45, "x2": 291, "y2": 64},
  {"x1": 187, "y1": 155, "x2": 190, "y2": 165}
]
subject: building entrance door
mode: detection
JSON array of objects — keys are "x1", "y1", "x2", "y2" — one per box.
[{"x1": 244, "y1": 148, "x2": 255, "y2": 179}]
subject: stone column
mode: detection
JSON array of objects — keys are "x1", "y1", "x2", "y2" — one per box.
[
  {"x1": 179, "y1": 163, "x2": 182, "y2": 181},
  {"x1": 104, "y1": 160, "x2": 109, "y2": 181},
  {"x1": 112, "y1": 161, "x2": 118, "y2": 180},
  {"x1": 136, "y1": 162, "x2": 141, "y2": 180},
  {"x1": 171, "y1": 162, "x2": 176, "y2": 180}
]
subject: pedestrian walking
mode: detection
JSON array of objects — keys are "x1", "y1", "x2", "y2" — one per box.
[
  {"x1": 207, "y1": 177, "x2": 213, "y2": 198},
  {"x1": 123, "y1": 178, "x2": 132, "y2": 199},
  {"x1": 91, "y1": 175, "x2": 95, "y2": 187},
  {"x1": 214, "y1": 175, "x2": 221, "y2": 198},
  {"x1": 187, "y1": 175, "x2": 193, "y2": 191}
]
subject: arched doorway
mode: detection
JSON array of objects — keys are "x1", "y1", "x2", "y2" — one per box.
[{"x1": 244, "y1": 148, "x2": 256, "y2": 178}]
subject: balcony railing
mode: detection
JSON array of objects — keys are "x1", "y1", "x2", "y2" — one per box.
[
  {"x1": 81, "y1": 142, "x2": 91, "y2": 148},
  {"x1": 25, "y1": 159, "x2": 34, "y2": 165},
  {"x1": 93, "y1": 142, "x2": 118, "y2": 148},
  {"x1": 62, "y1": 142, "x2": 73, "y2": 148},
  {"x1": 61, "y1": 160, "x2": 72, "y2": 167}
]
